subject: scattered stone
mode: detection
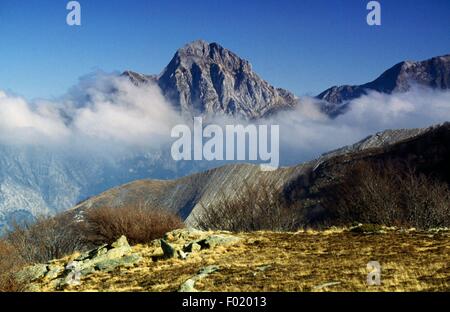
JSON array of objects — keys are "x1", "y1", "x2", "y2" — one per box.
[
  {"x1": 350, "y1": 224, "x2": 384, "y2": 234},
  {"x1": 16, "y1": 235, "x2": 141, "y2": 288},
  {"x1": 177, "y1": 250, "x2": 187, "y2": 260},
  {"x1": 184, "y1": 242, "x2": 202, "y2": 253},
  {"x1": 160, "y1": 231, "x2": 243, "y2": 258},
  {"x1": 256, "y1": 264, "x2": 272, "y2": 272},
  {"x1": 160, "y1": 239, "x2": 176, "y2": 258},
  {"x1": 164, "y1": 228, "x2": 204, "y2": 242},
  {"x1": 178, "y1": 265, "x2": 220, "y2": 292},
  {"x1": 45, "y1": 264, "x2": 64, "y2": 280},
  {"x1": 201, "y1": 234, "x2": 241, "y2": 248},
  {"x1": 111, "y1": 235, "x2": 129, "y2": 248},
  {"x1": 16, "y1": 264, "x2": 48, "y2": 283},
  {"x1": 94, "y1": 254, "x2": 142, "y2": 272},
  {"x1": 160, "y1": 239, "x2": 187, "y2": 260},
  {"x1": 313, "y1": 281, "x2": 341, "y2": 290},
  {"x1": 179, "y1": 279, "x2": 197, "y2": 292}
]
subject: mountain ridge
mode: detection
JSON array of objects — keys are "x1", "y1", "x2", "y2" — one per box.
[
  {"x1": 317, "y1": 54, "x2": 450, "y2": 115},
  {"x1": 123, "y1": 41, "x2": 449, "y2": 117}
]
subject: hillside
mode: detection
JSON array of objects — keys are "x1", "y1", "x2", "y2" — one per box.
[
  {"x1": 71, "y1": 122, "x2": 450, "y2": 227},
  {"x1": 22, "y1": 228, "x2": 450, "y2": 292}
]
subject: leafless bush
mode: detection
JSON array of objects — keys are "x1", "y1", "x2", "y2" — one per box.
[
  {"x1": 83, "y1": 205, "x2": 184, "y2": 245},
  {"x1": 0, "y1": 240, "x2": 27, "y2": 292},
  {"x1": 6, "y1": 214, "x2": 85, "y2": 264},
  {"x1": 323, "y1": 160, "x2": 450, "y2": 229},
  {"x1": 194, "y1": 179, "x2": 303, "y2": 232}
]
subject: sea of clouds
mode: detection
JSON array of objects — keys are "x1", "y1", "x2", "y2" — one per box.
[{"x1": 0, "y1": 73, "x2": 449, "y2": 166}]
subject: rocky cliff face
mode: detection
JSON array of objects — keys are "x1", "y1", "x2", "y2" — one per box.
[
  {"x1": 318, "y1": 54, "x2": 450, "y2": 115},
  {"x1": 124, "y1": 40, "x2": 298, "y2": 119}
]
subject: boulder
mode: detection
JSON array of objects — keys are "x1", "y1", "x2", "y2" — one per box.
[
  {"x1": 160, "y1": 239, "x2": 176, "y2": 258},
  {"x1": 45, "y1": 264, "x2": 64, "y2": 280},
  {"x1": 160, "y1": 239, "x2": 186, "y2": 259},
  {"x1": 201, "y1": 234, "x2": 241, "y2": 248},
  {"x1": 164, "y1": 228, "x2": 204, "y2": 242},
  {"x1": 16, "y1": 264, "x2": 48, "y2": 283}
]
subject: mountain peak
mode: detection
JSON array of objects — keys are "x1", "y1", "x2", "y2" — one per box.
[
  {"x1": 318, "y1": 54, "x2": 450, "y2": 110},
  {"x1": 169, "y1": 40, "x2": 252, "y2": 73},
  {"x1": 154, "y1": 40, "x2": 297, "y2": 118},
  {"x1": 177, "y1": 39, "x2": 210, "y2": 55},
  {"x1": 122, "y1": 40, "x2": 296, "y2": 119}
]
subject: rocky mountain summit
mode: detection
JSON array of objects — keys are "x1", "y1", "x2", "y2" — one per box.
[
  {"x1": 318, "y1": 54, "x2": 450, "y2": 115},
  {"x1": 123, "y1": 40, "x2": 298, "y2": 119}
]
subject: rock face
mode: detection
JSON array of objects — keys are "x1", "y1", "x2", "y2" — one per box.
[
  {"x1": 318, "y1": 54, "x2": 450, "y2": 114},
  {"x1": 124, "y1": 40, "x2": 298, "y2": 119}
]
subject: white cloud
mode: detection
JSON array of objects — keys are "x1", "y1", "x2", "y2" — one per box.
[
  {"x1": 269, "y1": 87, "x2": 450, "y2": 163},
  {"x1": 0, "y1": 73, "x2": 182, "y2": 149},
  {"x1": 0, "y1": 75, "x2": 449, "y2": 165}
]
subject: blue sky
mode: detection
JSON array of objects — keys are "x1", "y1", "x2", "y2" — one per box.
[{"x1": 0, "y1": 0, "x2": 449, "y2": 100}]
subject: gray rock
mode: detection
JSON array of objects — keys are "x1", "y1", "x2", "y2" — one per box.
[
  {"x1": 183, "y1": 242, "x2": 202, "y2": 253},
  {"x1": 124, "y1": 40, "x2": 298, "y2": 119},
  {"x1": 111, "y1": 235, "x2": 129, "y2": 248},
  {"x1": 164, "y1": 228, "x2": 204, "y2": 242},
  {"x1": 94, "y1": 254, "x2": 141, "y2": 272},
  {"x1": 178, "y1": 279, "x2": 198, "y2": 292},
  {"x1": 45, "y1": 264, "x2": 64, "y2": 280},
  {"x1": 178, "y1": 265, "x2": 220, "y2": 292},
  {"x1": 16, "y1": 264, "x2": 48, "y2": 283},
  {"x1": 200, "y1": 234, "x2": 241, "y2": 248},
  {"x1": 160, "y1": 239, "x2": 176, "y2": 258},
  {"x1": 20, "y1": 236, "x2": 141, "y2": 288}
]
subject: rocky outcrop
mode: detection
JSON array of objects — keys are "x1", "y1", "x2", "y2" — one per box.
[
  {"x1": 16, "y1": 229, "x2": 242, "y2": 291},
  {"x1": 123, "y1": 40, "x2": 298, "y2": 119},
  {"x1": 17, "y1": 236, "x2": 141, "y2": 290}
]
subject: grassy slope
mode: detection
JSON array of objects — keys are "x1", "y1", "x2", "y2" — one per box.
[{"x1": 36, "y1": 229, "x2": 449, "y2": 292}]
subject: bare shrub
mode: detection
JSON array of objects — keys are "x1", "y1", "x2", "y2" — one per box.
[
  {"x1": 7, "y1": 214, "x2": 85, "y2": 264},
  {"x1": 0, "y1": 240, "x2": 27, "y2": 292},
  {"x1": 323, "y1": 160, "x2": 450, "y2": 229},
  {"x1": 194, "y1": 178, "x2": 303, "y2": 232},
  {"x1": 83, "y1": 205, "x2": 184, "y2": 245}
]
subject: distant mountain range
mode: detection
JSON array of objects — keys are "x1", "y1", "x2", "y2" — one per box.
[{"x1": 318, "y1": 54, "x2": 450, "y2": 115}]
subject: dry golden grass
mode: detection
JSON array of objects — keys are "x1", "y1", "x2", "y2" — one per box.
[{"x1": 34, "y1": 229, "x2": 449, "y2": 292}]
